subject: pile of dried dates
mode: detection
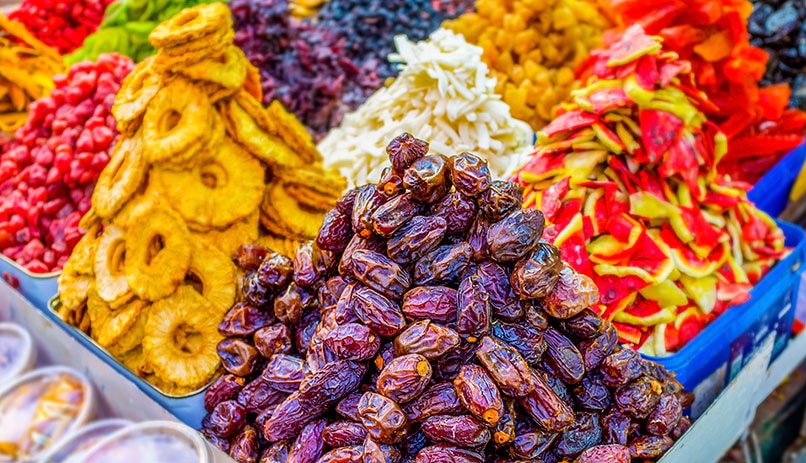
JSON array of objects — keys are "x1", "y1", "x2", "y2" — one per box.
[{"x1": 202, "y1": 133, "x2": 692, "y2": 463}]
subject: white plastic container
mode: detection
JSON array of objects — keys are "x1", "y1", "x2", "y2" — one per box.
[
  {"x1": 0, "y1": 323, "x2": 35, "y2": 383},
  {"x1": 72, "y1": 421, "x2": 211, "y2": 463},
  {"x1": 0, "y1": 366, "x2": 95, "y2": 462},
  {"x1": 35, "y1": 419, "x2": 132, "y2": 463}
]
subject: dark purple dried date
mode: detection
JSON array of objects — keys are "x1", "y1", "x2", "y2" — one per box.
[
  {"x1": 319, "y1": 275, "x2": 349, "y2": 309},
  {"x1": 487, "y1": 209, "x2": 544, "y2": 263},
  {"x1": 645, "y1": 394, "x2": 682, "y2": 437},
  {"x1": 388, "y1": 216, "x2": 447, "y2": 264},
  {"x1": 363, "y1": 437, "x2": 403, "y2": 463},
  {"x1": 421, "y1": 415, "x2": 491, "y2": 447},
  {"x1": 615, "y1": 377, "x2": 664, "y2": 419},
  {"x1": 352, "y1": 285, "x2": 407, "y2": 337},
  {"x1": 575, "y1": 444, "x2": 631, "y2": 463},
  {"x1": 542, "y1": 268, "x2": 599, "y2": 319},
  {"x1": 336, "y1": 391, "x2": 365, "y2": 422},
  {"x1": 475, "y1": 261, "x2": 522, "y2": 321},
  {"x1": 348, "y1": 249, "x2": 411, "y2": 300},
  {"x1": 242, "y1": 272, "x2": 271, "y2": 307},
  {"x1": 475, "y1": 336, "x2": 535, "y2": 397},
  {"x1": 257, "y1": 252, "x2": 294, "y2": 290},
  {"x1": 203, "y1": 400, "x2": 247, "y2": 438},
  {"x1": 491, "y1": 321, "x2": 546, "y2": 365},
  {"x1": 453, "y1": 364, "x2": 504, "y2": 425},
  {"x1": 205, "y1": 374, "x2": 243, "y2": 412},
  {"x1": 560, "y1": 309, "x2": 605, "y2": 340},
  {"x1": 352, "y1": 184, "x2": 389, "y2": 237},
  {"x1": 602, "y1": 408, "x2": 631, "y2": 446},
  {"x1": 510, "y1": 428, "x2": 557, "y2": 460},
  {"x1": 493, "y1": 399, "x2": 517, "y2": 448},
  {"x1": 230, "y1": 425, "x2": 260, "y2": 463},
  {"x1": 359, "y1": 392, "x2": 409, "y2": 444},
  {"x1": 335, "y1": 282, "x2": 360, "y2": 324},
  {"x1": 518, "y1": 370, "x2": 574, "y2": 432},
  {"x1": 412, "y1": 243, "x2": 472, "y2": 286},
  {"x1": 387, "y1": 133, "x2": 429, "y2": 173},
  {"x1": 432, "y1": 340, "x2": 478, "y2": 382},
  {"x1": 339, "y1": 233, "x2": 387, "y2": 275},
  {"x1": 325, "y1": 323, "x2": 381, "y2": 361},
  {"x1": 201, "y1": 427, "x2": 231, "y2": 454},
  {"x1": 414, "y1": 444, "x2": 484, "y2": 463},
  {"x1": 218, "y1": 338, "x2": 260, "y2": 377},
  {"x1": 467, "y1": 215, "x2": 491, "y2": 261},
  {"x1": 525, "y1": 305, "x2": 549, "y2": 330},
  {"x1": 336, "y1": 188, "x2": 358, "y2": 215},
  {"x1": 318, "y1": 446, "x2": 365, "y2": 463},
  {"x1": 403, "y1": 154, "x2": 450, "y2": 204},
  {"x1": 600, "y1": 349, "x2": 644, "y2": 388},
  {"x1": 295, "y1": 309, "x2": 321, "y2": 355},
  {"x1": 274, "y1": 282, "x2": 315, "y2": 326},
  {"x1": 542, "y1": 328, "x2": 585, "y2": 385},
  {"x1": 432, "y1": 191, "x2": 477, "y2": 235},
  {"x1": 323, "y1": 421, "x2": 369, "y2": 447},
  {"x1": 628, "y1": 435, "x2": 673, "y2": 458},
  {"x1": 317, "y1": 209, "x2": 354, "y2": 252},
  {"x1": 372, "y1": 193, "x2": 421, "y2": 237},
  {"x1": 450, "y1": 152, "x2": 491, "y2": 197},
  {"x1": 293, "y1": 242, "x2": 325, "y2": 288},
  {"x1": 572, "y1": 372, "x2": 612, "y2": 411},
  {"x1": 254, "y1": 323, "x2": 294, "y2": 359},
  {"x1": 394, "y1": 320, "x2": 460, "y2": 360},
  {"x1": 288, "y1": 419, "x2": 326, "y2": 463},
  {"x1": 259, "y1": 440, "x2": 290, "y2": 463},
  {"x1": 237, "y1": 244, "x2": 268, "y2": 272},
  {"x1": 553, "y1": 411, "x2": 602, "y2": 458},
  {"x1": 262, "y1": 354, "x2": 306, "y2": 393},
  {"x1": 510, "y1": 242, "x2": 562, "y2": 300},
  {"x1": 403, "y1": 382, "x2": 465, "y2": 422},
  {"x1": 579, "y1": 324, "x2": 619, "y2": 371},
  {"x1": 456, "y1": 275, "x2": 491, "y2": 342},
  {"x1": 377, "y1": 354, "x2": 432, "y2": 404},
  {"x1": 237, "y1": 376, "x2": 287, "y2": 414},
  {"x1": 401, "y1": 286, "x2": 458, "y2": 323},
  {"x1": 477, "y1": 180, "x2": 522, "y2": 220},
  {"x1": 670, "y1": 416, "x2": 691, "y2": 440}
]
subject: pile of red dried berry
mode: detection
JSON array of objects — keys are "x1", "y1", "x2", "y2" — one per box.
[
  {"x1": 0, "y1": 53, "x2": 134, "y2": 273},
  {"x1": 202, "y1": 133, "x2": 692, "y2": 463},
  {"x1": 7, "y1": 0, "x2": 114, "y2": 54}
]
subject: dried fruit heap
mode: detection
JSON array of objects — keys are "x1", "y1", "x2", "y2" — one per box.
[
  {"x1": 202, "y1": 133, "x2": 692, "y2": 462},
  {"x1": 56, "y1": 2, "x2": 344, "y2": 394},
  {"x1": 0, "y1": 54, "x2": 133, "y2": 274},
  {"x1": 0, "y1": 15, "x2": 63, "y2": 133},
  {"x1": 320, "y1": 29, "x2": 533, "y2": 187},
  {"x1": 7, "y1": 0, "x2": 114, "y2": 54},
  {"x1": 445, "y1": 0, "x2": 610, "y2": 130},
  {"x1": 601, "y1": 0, "x2": 806, "y2": 183},
  {"x1": 514, "y1": 26, "x2": 785, "y2": 355}
]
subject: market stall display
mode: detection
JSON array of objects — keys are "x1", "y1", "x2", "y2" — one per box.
[
  {"x1": 203, "y1": 133, "x2": 692, "y2": 462},
  {"x1": 445, "y1": 0, "x2": 610, "y2": 131},
  {"x1": 7, "y1": 0, "x2": 114, "y2": 54},
  {"x1": 601, "y1": 0, "x2": 806, "y2": 184},
  {"x1": 0, "y1": 53, "x2": 134, "y2": 274},
  {"x1": 0, "y1": 322, "x2": 34, "y2": 382},
  {"x1": 0, "y1": 14, "x2": 63, "y2": 134},
  {"x1": 319, "y1": 28, "x2": 533, "y2": 187},
  {"x1": 513, "y1": 26, "x2": 786, "y2": 355},
  {"x1": 55, "y1": 2, "x2": 343, "y2": 397}
]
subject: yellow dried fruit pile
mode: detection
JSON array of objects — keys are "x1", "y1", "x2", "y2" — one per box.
[
  {"x1": 56, "y1": 2, "x2": 344, "y2": 395},
  {"x1": 0, "y1": 14, "x2": 63, "y2": 133},
  {"x1": 444, "y1": 0, "x2": 610, "y2": 130}
]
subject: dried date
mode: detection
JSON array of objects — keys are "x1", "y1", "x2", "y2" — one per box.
[
  {"x1": 518, "y1": 369, "x2": 574, "y2": 432},
  {"x1": 601, "y1": 408, "x2": 631, "y2": 446},
  {"x1": 475, "y1": 261, "x2": 522, "y2": 321},
  {"x1": 219, "y1": 302, "x2": 274, "y2": 337},
  {"x1": 628, "y1": 435, "x2": 673, "y2": 458},
  {"x1": 475, "y1": 336, "x2": 535, "y2": 397},
  {"x1": 450, "y1": 152, "x2": 491, "y2": 197},
  {"x1": 323, "y1": 421, "x2": 369, "y2": 447},
  {"x1": 453, "y1": 364, "x2": 504, "y2": 425},
  {"x1": 318, "y1": 446, "x2": 365, "y2": 463},
  {"x1": 421, "y1": 415, "x2": 491, "y2": 447},
  {"x1": 387, "y1": 133, "x2": 428, "y2": 173},
  {"x1": 402, "y1": 286, "x2": 458, "y2": 323},
  {"x1": 388, "y1": 216, "x2": 447, "y2": 264},
  {"x1": 579, "y1": 325, "x2": 619, "y2": 371},
  {"x1": 432, "y1": 191, "x2": 477, "y2": 234},
  {"x1": 415, "y1": 444, "x2": 484, "y2": 463},
  {"x1": 645, "y1": 394, "x2": 682, "y2": 437},
  {"x1": 348, "y1": 249, "x2": 411, "y2": 299},
  {"x1": 288, "y1": 419, "x2": 326, "y2": 463},
  {"x1": 561, "y1": 309, "x2": 605, "y2": 340},
  {"x1": 394, "y1": 320, "x2": 460, "y2": 360},
  {"x1": 230, "y1": 425, "x2": 260, "y2": 463},
  {"x1": 542, "y1": 267, "x2": 599, "y2": 319},
  {"x1": 403, "y1": 154, "x2": 450, "y2": 204},
  {"x1": 317, "y1": 208, "x2": 354, "y2": 252},
  {"x1": 205, "y1": 374, "x2": 243, "y2": 411},
  {"x1": 553, "y1": 412, "x2": 602, "y2": 458},
  {"x1": 372, "y1": 193, "x2": 421, "y2": 237},
  {"x1": 377, "y1": 354, "x2": 433, "y2": 403},
  {"x1": 262, "y1": 354, "x2": 306, "y2": 393},
  {"x1": 203, "y1": 400, "x2": 247, "y2": 438},
  {"x1": 572, "y1": 373, "x2": 611, "y2": 412},
  {"x1": 403, "y1": 382, "x2": 465, "y2": 422},
  {"x1": 352, "y1": 184, "x2": 389, "y2": 237},
  {"x1": 352, "y1": 285, "x2": 407, "y2": 337},
  {"x1": 510, "y1": 242, "x2": 562, "y2": 300},
  {"x1": 615, "y1": 377, "x2": 664, "y2": 419},
  {"x1": 456, "y1": 275, "x2": 492, "y2": 342},
  {"x1": 575, "y1": 444, "x2": 631, "y2": 463},
  {"x1": 325, "y1": 323, "x2": 381, "y2": 361},
  {"x1": 363, "y1": 437, "x2": 403, "y2": 463},
  {"x1": 359, "y1": 392, "x2": 409, "y2": 444},
  {"x1": 542, "y1": 328, "x2": 585, "y2": 385},
  {"x1": 477, "y1": 180, "x2": 522, "y2": 220},
  {"x1": 487, "y1": 209, "x2": 544, "y2": 263},
  {"x1": 218, "y1": 338, "x2": 260, "y2": 377},
  {"x1": 600, "y1": 349, "x2": 644, "y2": 388},
  {"x1": 412, "y1": 243, "x2": 473, "y2": 286},
  {"x1": 254, "y1": 323, "x2": 294, "y2": 359},
  {"x1": 510, "y1": 429, "x2": 557, "y2": 460},
  {"x1": 491, "y1": 320, "x2": 545, "y2": 365}
]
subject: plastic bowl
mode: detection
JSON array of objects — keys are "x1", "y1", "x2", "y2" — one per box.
[
  {"x1": 0, "y1": 366, "x2": 96, "y2": 462},
  {"x1": 72, "y1": 421, "x2": 211, "y2": 463},
  {"x1": 35, "y1": 419, "x2": 133, "y2": 463},
  {"x1": 0, "y1": 322, "x2": 35, "y2": 382}
]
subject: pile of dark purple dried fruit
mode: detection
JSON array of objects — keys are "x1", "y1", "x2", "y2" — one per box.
[{"x1": 201, "y1": 133, "x2": 693, "y2": 463}]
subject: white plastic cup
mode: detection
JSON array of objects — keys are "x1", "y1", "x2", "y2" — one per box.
[
  {"x1": 35, "y1": 419, "x2": 133, "y2": 463},
  {"x1": 0, "y1": 366, "x2": 96, "y2": 462},
  {"x1": 72, "y1": 420, "x2": 211, "y2": 463},
  {"x1": 0, "y1": 322, "x2": 35, "y2": 382}
]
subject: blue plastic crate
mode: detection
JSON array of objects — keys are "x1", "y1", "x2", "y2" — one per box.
[
  {"x1": 749, "y1": 142, "x2": 806, "y2": 217},
  {"x1": 0, "y1": 255, "x2": 58, "y2": 313},
  {"x1": 645, "y1": 221, "x2": 806, "y2": 418}
]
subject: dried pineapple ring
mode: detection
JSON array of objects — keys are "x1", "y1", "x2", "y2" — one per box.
[
  {"x1": 243, "y1": 62, "x2": 262, "y2": 102},
  {"x1": 118, "y1": 346, "x2": 149, "y2": 376},
  {"x1": 58, "y1": 227, "x2": 99, "y2": 319},
  {"x1": 277, "y1": 165, "x2": 346, "y2": 211},
  {"x1": 86, "y1": 289, "x2": 111, "y2": 334},
  {"x1": 143, "y1": 286, "x2": 222, "y2": 389},
  {"x1": 264, "y1": 98, "x2": 320, "y2": 164},
  {"x1": 143, "y1": 78, "x2": 212, "y2": 164},
  {"x1": 255, "y1": 233, "x2": 304, "y2": 258},
  {"x1": 108, "y1": 305, "x2": 147, "y2": 357},
  {"x1": 179, "y1": 46, "x2": 247, "y2": 91},
  {"x1": 94, "y1": 225, "x2": 134, "y2": 307},
  {"x1": 93, "y1": 135, "x2": 148, "y2": 219},
  {"x1": 112, "y1": 58, "x2": 162, "y2": 136},
  {"x1": 95, "y1": 298, "x2": 147, "y2": 349},
  {"x1": 79, "y1": 208, "x2": 101, "y2": 231},
  {"x1": 183, "y1": 241, "x2": 236, "y2": 314},
  {"x1": 260, "y1": 182, "x2": 324, "y2": 240},
  {"x1": 125, "y1": 203, "x2": 191, "y2": 301},
  {"x1": 222, "y1": 96, "x2": 303, "y2": 168},
  {"x1": 193, "y1": 210, "x2": 259, "y2": 259},
  {"x1": 162, "y1": 110, "x2": 224, "y2": 171},
  {"x1": 152, "y1": 137, "x2": 264, "y2": 229},
  {"x1": 149, "y1": 2, "x2": 231, "y2": 49}
]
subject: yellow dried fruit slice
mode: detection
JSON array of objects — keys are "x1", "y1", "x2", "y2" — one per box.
[
  {"x1": 277, "y1": 165, "x2": 346, "y2": 211},
  {"x1": 142, "y1": 77, "x2": 211, "y2": 164},
  {"x1": 193, "y1": 209, "x2": 260, "y2": 259},
  {"x1": 149, "y1": 2, "x2": 232, "y2": 49},
  {"x1": 93, "y1": 134, "x2": 148, "y2": 219},
  {"x1": 179, "y1": 45, "x2": 247, "y2": 91},
  {"x1": 112, "y1": 57, "x2": 162, "y2": 136},
  {"x1": 255, "y1": 233, "x2": 304, "y2": 258},
  {"x1": 152, "y1": 136, "x2": 264, "y2": 229},
  {"x1": 264, "y1": 98, "x2": 320, "y2": 164},
  {"x1": 107, "y1": 304, "x2": 147, "y2": 357},
  {"x1": 94, "y1": 225, "x2": 133, "y2": 307},
  {"x1": 142, "y1": 286, "x2": 222, "y2": 389},
  {"x1": 243, "y1": 62, "x2": 262, "y2": 102},
  {"x1": 95, "y1": 298, "x2": 147, "y2": 349},
  {"x1": 222, "y1": 96, "x2": 303, "y2": 168},
  {"x1": 125, "y1": 203, "x2": 191, "y2": 301},
  {"x1": 260, "y1": 182, "x2": 325, "y2": 239},
  {"x1": 183, "y1": 241, "x2": 236, "y2": 314}
]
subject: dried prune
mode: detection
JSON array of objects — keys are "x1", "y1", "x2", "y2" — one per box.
[
  {"x1": 487, "y1": 209, "x2": 544, "y2": 263},
  {"x1": 542, "y1": 328, "x2": 585, "y2": 385},
  {"x1": 237, "y1": 244, "x2": 269, "y2": 272},
  {"x1": 510, "y1": 242, "x2": 562, "y2": 299},
  {"x1": 230, "y1": 425, "x2": 260, "y2": 463},
  {"x1": 288, "y1": 419, "x2": 326, "y2": 463},
  {"x1": 359, "y1": 392, "x2": 409, "y2": 444},
  {"x1": 324, "y1": 421, "x2": 369, "y2": 447},
  {"x1": 352, "y1": 285, "x2": 408, "y2": 337},
  {"x1": 561, "y1": 309, "x2": 605, "y2": 340},
  {"x1": 456, "y1": 275, "x2": 492, "y2": 342},
  {"x1": 413, "y1": 243, "x2": 473, "y2": 286},
  {"x1": 254, "y1": 323, "x2": 293, "y2": 358},
  {"x1": 553, "y1": 412, "x2": 602, "y2": 458},
  {"x1": 491, "y1": 321, "x2": 545, "y2": 365},
  {"x1": 262, "y1": 354, "x2": 306, "y2": 393},
  {"x1": 432, "y1": 191, "x2": 477, "y2": 235},
  {"x1": 453, "y1": 364, "x2": 504, "y2": 425},
  {"x1": 325, "y1": 323, "x2": 381, "y2": 361},
  {"x1": 645, "y1": 394, "x2": 682, "y2": 437},
  {"x1": 450, "y1": 152, "x2": 491, "y2": 197},
  {"x1": 627, "y1": 435, "x2": 673, "y2": 458},
  {"x1": 415, "y1": 444, "x2": 484, "y2": 463},
  {"x1": 387, "y1": 133, "x2": 429, "y2": 173},
  {"x1": 318, "y1": 446, "x2": 365, "y2": 463},
  {"x1": 402, "y1": 286, "x2": 458, "y2": 323},
  {"x1": 518, "y1": 370, "x2": 574, "y2": 432},
  {"x1": 403, "y1": 154, "x2": 450, "y2": 204},
  {"x1": 421, "y1": 415, "x2": 491, "y2": 447},
  {"x1": 572, "y1": 373, "x2": 611, "y2": 411},
  {"x1": 203, "y1": 400, "x2": 247, "y2": 438},
  {"x1": 348, "y1": 249, "x2": 411, "y2": 299},
  {"x1": 363, "y1": 437, "x2": 403, "y2": 463},
  {"x1": 404, "y1": 382, "x2": 465, "y2": 422},
  {"x1": 575, "y1": 444, "x2": 631, "y2": 463},
  {"x1": 353, "y1": 184, "x2": 389, "y2": 237},
  {"x1": 615, "y1": 377, "x2": 664, "y2": 419},
  {"x1": 388, "y1": 216, "x2": 447, "y2": 264},
  {"x1": 579, "y1": 325, "x2": 619, "y2": 371},
  {"x1": 218, "y1": 338, "x2": 261, "y2": 377},
  {"x1": 510, "y1": 429, "x2": 557, "y2": 460},
  {"x1": 600, "y1": 349, "x2": 644, "y2": 388},
  {"x1": 318, "y1": 209, "x2": 355, "y2": 252},
  {"x1": 274, "y1": 282, "x2": 315, "y2": 325},
  {"x1": 475, "y1": 336, "x2": 535, "y2": 397},
  {"x1": 477, "y1": 180, "x2": 522, "y2": 220},
  {"x1": 205, "y1": 374, "x2": 243, "y2": 411},
  {"x1": 394, "y1": 320, "x2": 460, "y2": 360},
  {"x1": 542, "y1": 267, "x2": 598, "y2": 319},
  {"x1": 377, "y1": 354, "x2": 433, "y2": 403}
]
